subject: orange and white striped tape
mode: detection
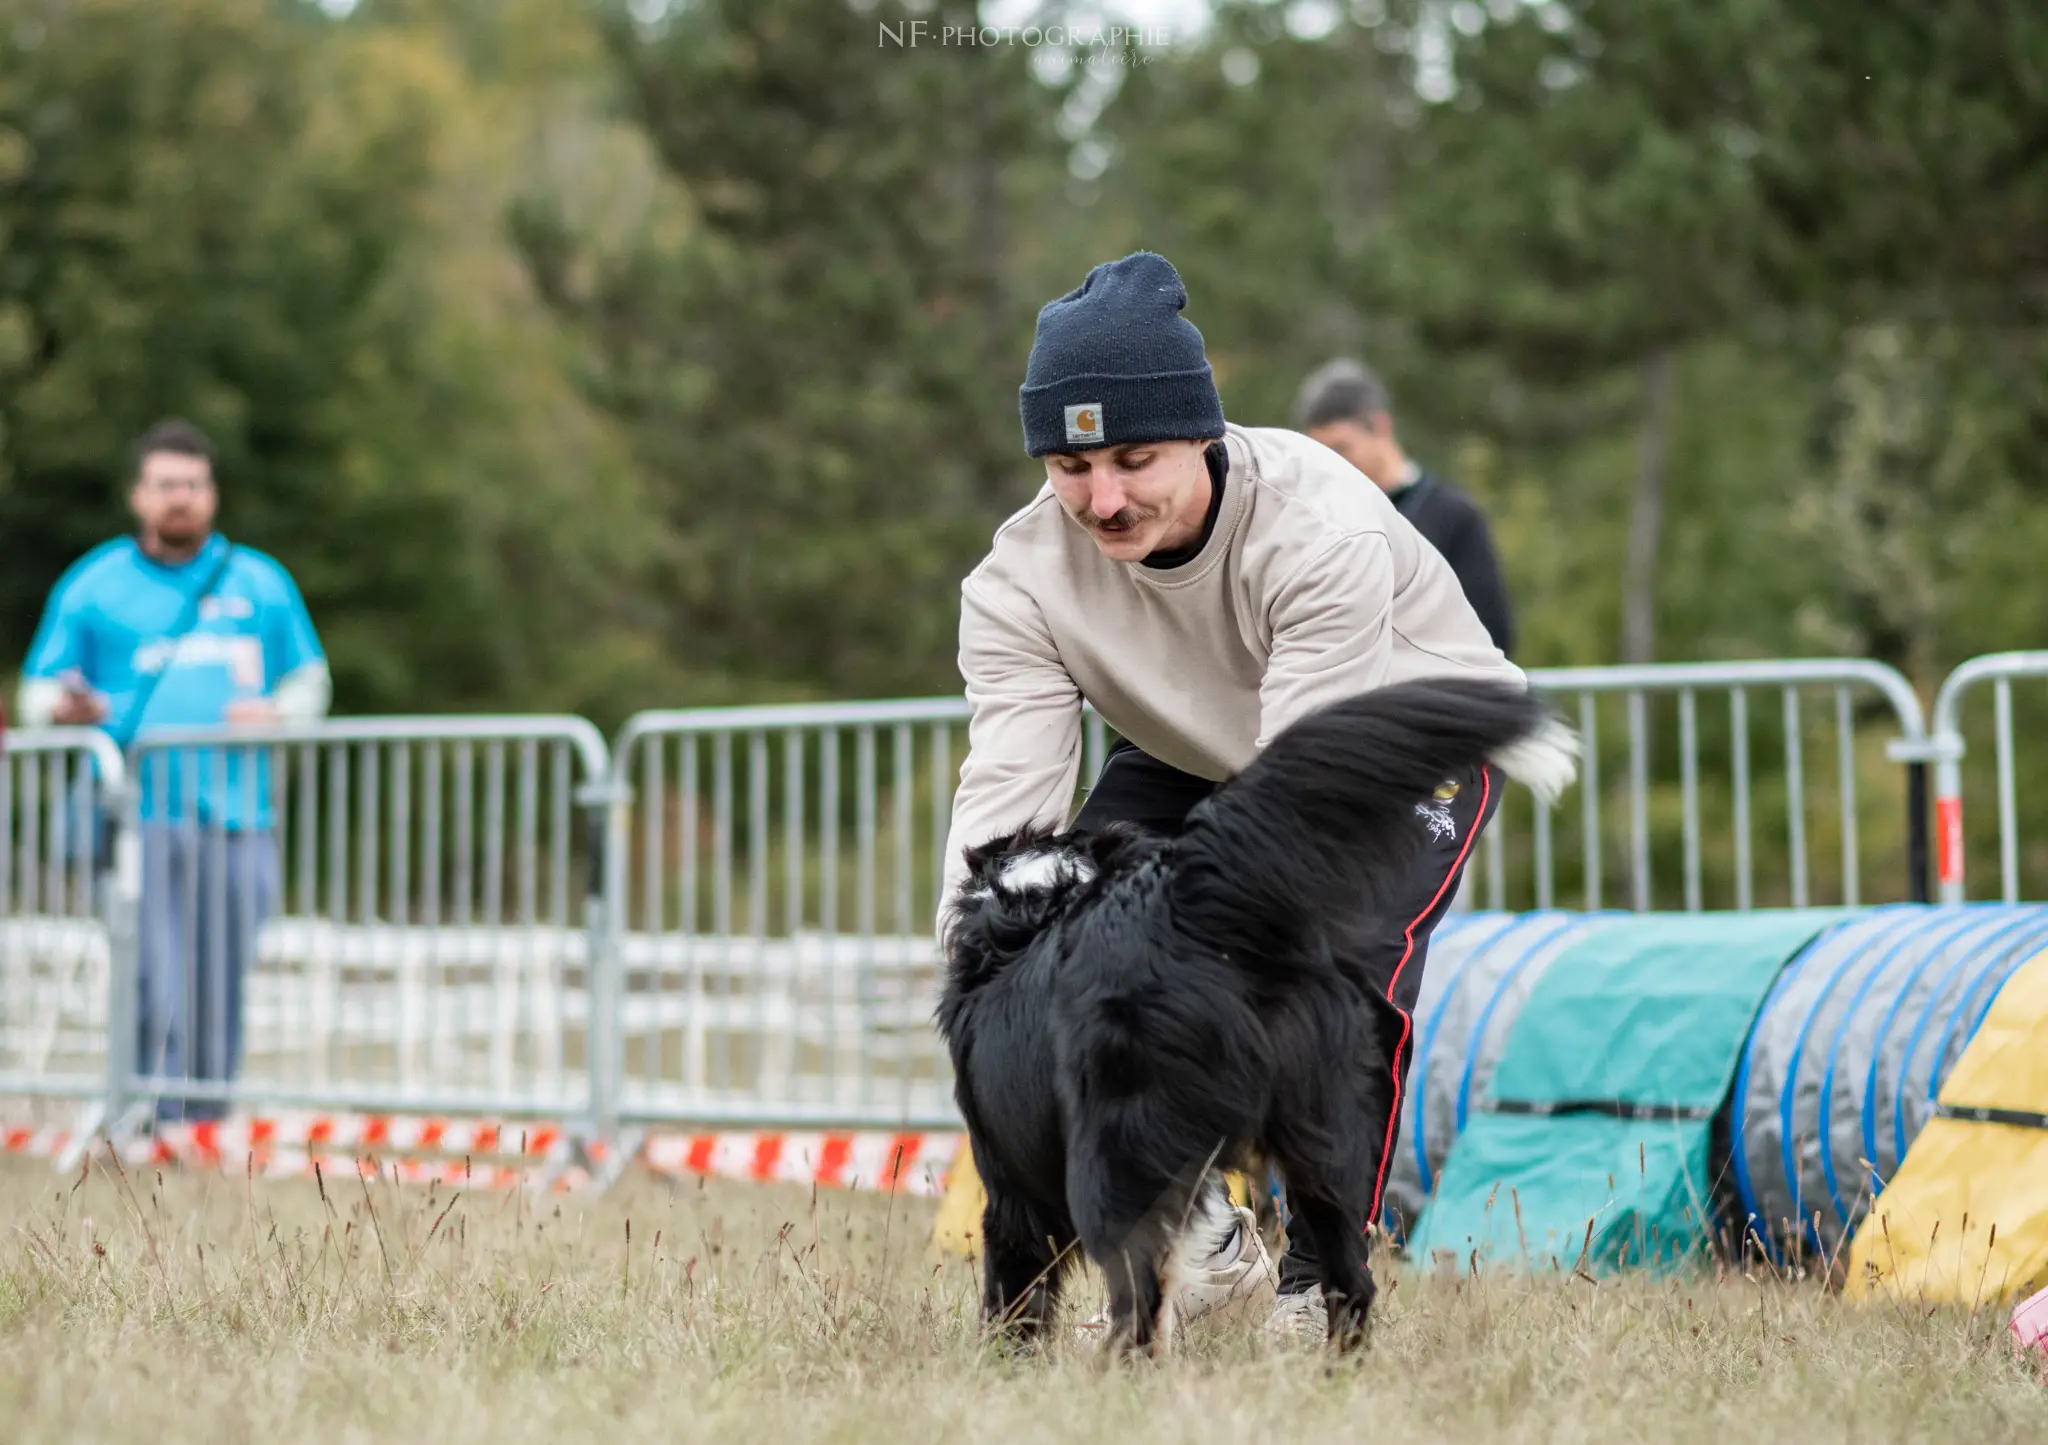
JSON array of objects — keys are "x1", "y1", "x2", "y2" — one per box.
[
  {"x1": 2, "y1": 1113, "x2": 963, "y2": 1198},
  {"x1": 2, "y1": 1115, "x2": 584, "y2": 1191},
  {"x1": 1, "y1": 1123, "x2": 79, "y2": 1161},
  {"x1": 136, "y1": 1113, "x2": 570, "y2": 1164},
  {"x1": 640, "y1": 1128, "x2": 959, "y2": 1197}
]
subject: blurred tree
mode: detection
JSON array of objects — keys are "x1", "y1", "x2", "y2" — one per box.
[
  {"x1": 5, "y1": 0, "x2": 2044, "y2": 733},
  {"x1": 1359, "y1": 0, "x2": 2048, "y2": 683},
  {"x1": 1741, "y1": 0, "x2": 2048, "y2": 688},
  {"x1": 1082, "y1": 1, "x2": 1398, "y2": 424},
  {"x1": 514, "y1": 0, "x2": 1062, "y2": 700},
  {"x1": 1355, "y1": 0, "x2": 1768, "y2": 664},
  {"x1": 0, "y1": 0, "x2": 674, "y2": 722},
  {"x1": 1734, "y1": 0, "x2": 2048, "y2": 329}
]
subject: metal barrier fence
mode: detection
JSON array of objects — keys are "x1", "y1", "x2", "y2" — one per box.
[
  {"x1": 601, "y1": 696, "x2": 1135, "y2": 1130},
  {"x1": 116, "y1": 716, "x2": 613, "y2": 1131},
  {"x1": 1469, "y1": 659, "x2": 1932, "y2": 913},
  {"x1": 1930, "y1": 651, "x2": 2048, "y2": 904},
  {"x1": 605, "y1": 700, "x2": 972, "y2": 1131},
  {"x1": 598, "y1": 658, "x2": 1932, "y2": 1130},
  {"x1": 0, "y1": 727, "x2": 135, "y2": 1124},
  {"x1": 0, "y1": 653, "x2": 1990, "y2": 1144}
]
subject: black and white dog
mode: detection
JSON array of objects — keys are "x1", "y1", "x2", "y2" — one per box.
[{"x1": 936, "y1": 676, "x2": 1577, "y2": 1357}]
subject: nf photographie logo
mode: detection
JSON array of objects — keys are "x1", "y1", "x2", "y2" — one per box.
[{"x1": 878, "y1": 21, "x2": 1170, "y2": 51}]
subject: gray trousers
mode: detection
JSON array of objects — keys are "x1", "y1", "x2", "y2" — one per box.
[{"x1": 137, "y1": 823, "x2": 279, "y2": 1123}]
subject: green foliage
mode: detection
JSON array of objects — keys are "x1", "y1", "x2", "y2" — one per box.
[
  {"x1": 2, "y1": 0, "x2": 2045, "y2": 750},
  {"x1": 0, "y1": 0, "x2": 672, "y2": 726},
  {"x1": 513, "y1": 0, "x2": 1061, "y2": 700},
  {"x1": 1072, "y1": 3, "x2": 1398, "y2": 424}
]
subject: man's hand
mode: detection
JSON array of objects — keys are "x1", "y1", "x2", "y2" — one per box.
[
  {"x1": 52, "y1": 676, "x2": 109, "y2": 726},
  {"x1": 223, "y1": 697, "x2": 280, "y2": 727}
]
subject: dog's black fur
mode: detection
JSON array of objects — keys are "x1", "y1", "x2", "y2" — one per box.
[{"x1": 935, "y1": 676, "x2": 1573, "y2": 1357}]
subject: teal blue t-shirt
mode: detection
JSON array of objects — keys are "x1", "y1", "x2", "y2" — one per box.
[{"x1": 24, "y1": 535, "x2": 323, "y2": 827}]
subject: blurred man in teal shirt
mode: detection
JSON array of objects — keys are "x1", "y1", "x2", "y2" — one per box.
[{"x1": 18, "y1": 419, "x2": 330, "y2": 1121}]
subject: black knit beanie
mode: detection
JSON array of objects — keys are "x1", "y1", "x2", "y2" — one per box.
[{"x1": 1018, "y1": 251, "x2": 1226, "y2": 457}]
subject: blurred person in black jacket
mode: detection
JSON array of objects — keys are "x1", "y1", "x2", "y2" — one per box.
[{"x1": 1293, "y1": 358, "x2": 1516, "y2": 658}]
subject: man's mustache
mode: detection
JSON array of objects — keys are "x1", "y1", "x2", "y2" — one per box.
[{"x1": 1080, "y1": 505, "x2": 1158, "y2": 531}]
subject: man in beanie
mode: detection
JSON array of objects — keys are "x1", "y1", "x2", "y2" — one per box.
[{"x1": 937, "y1": 252, "x2": 1529, "y2": 1342}]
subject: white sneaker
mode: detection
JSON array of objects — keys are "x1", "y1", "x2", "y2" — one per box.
[
  {"x1": 1172, "y1": 1203, "x2": 1279, "y2": 1320},
  {"x1": 1260, "y1": 1288, "x2": 1328, "y2": 1341},
  {"x1": 1073, "y1": 1203, "x2": 1277, "y2": 1344}
]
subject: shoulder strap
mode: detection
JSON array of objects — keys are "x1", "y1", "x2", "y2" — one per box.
[{"x1": 125, "y1": 539, "x2": 238, "y2": 737}]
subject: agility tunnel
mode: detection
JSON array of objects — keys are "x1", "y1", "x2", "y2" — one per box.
[
  {"x1": 932, "y1": 902, "x2": 2048, "y2": 1274},
  {"x1": 1405, "y1": 911, "x2": 1852, "y2": 1275},
  {"x1": 1843, "y1": 944, "x2": 2048, "y2": 1303},
  {"x1": 1731, "y1": 903, "x2": 2048, "y2": 1263},
  {"x1": 1380, "y1": 909, "x2": 1621, "y2": 1234}
]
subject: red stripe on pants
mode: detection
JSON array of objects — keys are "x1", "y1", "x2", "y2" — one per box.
[{"x1": 1370, "y1": 764, "x2": 1493, "y2": 1223}]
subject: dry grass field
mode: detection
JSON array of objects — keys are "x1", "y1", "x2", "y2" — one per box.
[{"x1": 1, "y1": 1155, "x2": 2043, "y2": 1444}]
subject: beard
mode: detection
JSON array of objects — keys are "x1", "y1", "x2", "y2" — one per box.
[{"x1": 149, "y1": 510, "x2": 208, "y2": 548}]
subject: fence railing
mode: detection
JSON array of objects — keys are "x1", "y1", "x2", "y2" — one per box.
[
  {"x1": 1929, "y1": 651, "x2": 2048, "y2": 905},
  {"x1": 0, "y1": 728, "x2": 134, "y2": 1121},
  {"x1": 1470, "y1": 659, "x2": 1932, "y2": 914},
  {"x1": 116, "y1": 716, "x2": 613, "y2": 1132},
  {"x1": 604, "y1": 699, "x2": 971, "y2": 1131},
  {"x1": 14, "y1": 651, "x2": 2043, "y2": 1146}
]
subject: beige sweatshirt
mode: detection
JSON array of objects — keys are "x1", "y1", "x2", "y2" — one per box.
[{"x1": 936, "y1": 422, "x2": 1526, "y2": 936}]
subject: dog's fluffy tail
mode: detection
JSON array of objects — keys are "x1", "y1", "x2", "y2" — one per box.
[{"x1": 1169, "y1": 676, "x2": 1576, "y2": 959}]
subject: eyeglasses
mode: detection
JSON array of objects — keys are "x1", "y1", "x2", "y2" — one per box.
[{"x1": 137, "y1": 476, "x2": 213, "y2": 495}]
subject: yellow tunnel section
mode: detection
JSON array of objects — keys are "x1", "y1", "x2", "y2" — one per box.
[{"x1": 1847, "y1": 948, "x2": 2048, "y2": 1304}]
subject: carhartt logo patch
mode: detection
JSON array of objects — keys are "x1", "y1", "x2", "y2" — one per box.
[{"x1": 1064, "y1": 403, "x2": 1103, "y2": 444}]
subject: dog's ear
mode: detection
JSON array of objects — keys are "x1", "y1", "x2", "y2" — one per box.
[
  {"x1": 939, "y1": 876, "x2": 1053, "y2": 1001},
  {"x1": 941, "y1": 830, "x2": 1091, "y2": 1000},
  {"x1": 957, "y1": 836, "x2": 1007, "y2": 891},
  {"x1": 958, "y1": 821, "x2": 1060, "y2": 888}
]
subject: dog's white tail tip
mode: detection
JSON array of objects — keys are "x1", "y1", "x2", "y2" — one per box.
[{"x1": 1491, "y1": 716, "x2": 1580, "y2": 806}]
